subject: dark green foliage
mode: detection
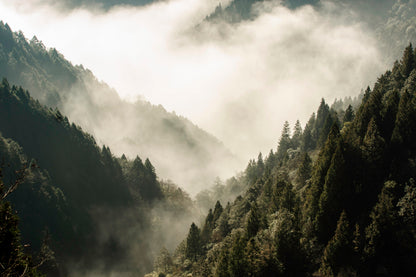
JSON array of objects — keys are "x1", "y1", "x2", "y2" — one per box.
[
  {"x1": 0, "y1": 21, "x2": 237, "y2": 207},
  {"x1": 218, "y1": 212, "x2": 231, "y2": 238},
  {"x1": 401, "y1": 43, "x2": 415, "y2": 79},
  {"x1": 186, "y1": 223, "x2": 202, "y2": 262},
  {"x1": 0, "y1": 174, "x2": 43, "y2": 277},
  {"x1": 304, "y1": 124, "x2": 340, "y2": 228},
  {"x1": 277, "y1": 121, "x2": 291, "y2": 159},
  {"x1": 363, "y1": 181, "x2": 416, "y2": 276},
  {"x1": 302, "y1": 113, "x2": 316, "y2": 151},
  {"x1": 246, "y1": 202, "x2": 261, "y2": 238},
  {"x1": 297, "y1": 152, "x2": 312, "y2": 187},
  {"x1": 317, "y1": 114, "x2": 337, "y2": 148},
  {"x1": 126, "y1": 156, "x2": 162, "y2": 201},
  {"x1": 315, "y1": 142, "x2": 351, "y2": 243},
  {"x1": 201, "y1": 209, "x2": 214, "y2": 243},
  {"x1": 0, "y1": 79, "x2": 172, "y2": 275},
  {"x1": 215, "y1": 248, "x2": 230, "y2": 277},
  {"x1": 319, "y1": 211, "x2": 354, "y2": 277},
  {"x1": 292, "y1": 120, "x2": 303, "y2": 149},
  {"x1": 228, "y1": 232, "x2": 247, "y2": 276},
  {"x1": 213, "y1": 200, "x2": 224, "y2": 222},
  {"x1": 315, "y1": 99, "x2": 330, "y2": 143},
  {"x1": 343, "y1": 104, "x2": 355, "y2": 123},
  {"x1": 168, "y1": 43, "x2": 416, "y2": 277}
]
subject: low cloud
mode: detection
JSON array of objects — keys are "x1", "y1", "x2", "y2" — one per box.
[{"x1": 0, "y1": 0, "x2": 387, "y2": 173}]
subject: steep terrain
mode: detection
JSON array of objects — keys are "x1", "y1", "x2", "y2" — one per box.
[
  {"x1": 151, "y1": 45, "x2": 416, "y2": 277},
  {"x1": 0, "y1": 79, "x2": 197, "y2": 276},
  {"x1": 0, "y1": 21, "x2": 239, "y2": 195}
]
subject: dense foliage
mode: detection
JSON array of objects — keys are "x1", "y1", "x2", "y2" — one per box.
[
  {"x1": 0, "y1": 21, "x2": 237, "y2": 194},
  {"x1": 0, "y1": 79, "x2": 197, "y2": 276},
  {"x1": 150, "y1": 45, "x2": 416, "y2": 277}
]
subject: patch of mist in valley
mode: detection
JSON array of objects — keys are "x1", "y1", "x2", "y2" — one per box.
[
  {"x1": 0, "y1": 0, "x2": 388, "y2": 172},
  {"x1": 0, "y1": 0, "x2": 405, "y2": 275}
]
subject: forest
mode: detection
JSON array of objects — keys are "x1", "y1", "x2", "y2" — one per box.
[
  {"x1": 146, "y1": 44, "x2": 416, "y2": 276},
  {"x1": 1, "y1": 0, "x2": 416, "y2": 277}
]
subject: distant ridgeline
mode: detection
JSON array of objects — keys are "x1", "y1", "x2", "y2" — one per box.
[
  {"x1": 150, "y1": 45, "x2": 416, "y2": 276},
  {"x1": 205, "y1": 0, "x2": 319, "y2": 23},
  {"x1": 0, "y1": 21, "x2": 238, "y2": 194},
  {"x1": 0, "y1": 79, "x2": 196, "y2": 275}
]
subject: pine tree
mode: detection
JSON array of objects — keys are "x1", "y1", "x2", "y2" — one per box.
[
  {"x1": 362, "y1": 117, "x2": 385, "y2": 166},
  {"x1": 401, "y1": 43, "x2": 415, "y2": 79},
  {"x1": 302, "y1": 113, "x2": 316, "y2": 151},
  {"x1": 343, "y1": 105, "x2": 354, "y2": 123},
  {"x1": 215, "y1": 248, "x2": 230, "y2": 277},
  {"x1": 317, "y1": 114, "x2": 336, "y2": 147},
  {"x1": 316, "y1": 141, "x2": 351, "y2": 243},
  {"x1": 277, "y1": 121, "x2": 291, "y2": 159},
  {"x1": 380, "y1": 89, "x2": 400, "y2": 142},
  {"x1": 297, "y1": 152, "x2": 312, "y2": 187},
  {"x1": 256, "y1": 152, "x2": 264, "y2": 177},
  {"x1": 319, "y1": 211, "x2": 353, "y2": 277},
  {"x1": 304, "y1": 124, "x2": 340, "y2": 228},
  {"x1": 247, "y1": 203, "x2": 261, "y2": 238},
  {"x1": 314, "y1": 99, "x2": 330, "y2": 142},
  {"x1": 201, "y1": 209, "x2": 214, "y2": 243},
  {"x1": 292, "y1": 120, "x2": 302, "y2": 149},
  {"x1": 218, "y1": 212, "x2": 230, "y2": 238},
  {"x1": 0, "y1": 176, "x2": 42, "y2": 276},
  {"x1": 213, "y1": 200, "x2": 224, "y2": 223},
  {"x1": 229, "y1": 232, "x2": 247, "y2": 277},
  {"x1": 185, "y1": 223, "x2": 202, "y2": 262}
]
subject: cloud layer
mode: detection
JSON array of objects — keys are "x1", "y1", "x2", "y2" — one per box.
[{"x1": 0, "y1": 0, "x2": 387, "y2": 165}]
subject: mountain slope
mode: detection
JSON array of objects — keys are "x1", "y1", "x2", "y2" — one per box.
[
  {"x1": 0, "y1": 78, "x2": 199, "y2": 276},
  {"x1": 152, "y1": 45, "x2": 416, "y2": 277},
  {"x1": 0, "y1": 21, "x2": 238, "y2": 194}
]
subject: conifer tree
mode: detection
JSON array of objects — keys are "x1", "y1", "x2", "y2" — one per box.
[
  {"x1": 186, "y1": 223, "x2": 202, "y2": 262},
  {"x1": 229, "y1": 233, "x2": 247, "y2": 276},
  {"x1": 302, "y1": 113, "x2": 316, "y2": 151},
  {"x1": 247, "y1": 202, "x2": 261, "y2": 238},
  {"x1": 362, "y1": 117, "x2": 385, "y2": 166},
  {"x1": 215, "y1": 248, "x2": 230, "y2": 277},
  {"x1": 213, "y1": 200, "x2": 224, "y2": 223},
  {"x1": 343, "y1": 105, "x2": 354, "y2": 123},
  {"x1": 319, "y1": 211, "x2": 353, "y2": 277},
  {"x1": 277, "y1": 121, "x2": 291, "y2": 159},
  {"x1": 317, "y1": 114, "x2": 336, "y2": 147},
  {"x1": 304, "y1": 124, "x2": 340, "y2": 227},
  {"x1": 297, "y1": 152, "x2": 312, "y2": 187},
  {"x1": 316, "y1": 142, "x2": 351, "y2": 243},
  {"x1": 292, "y1": 120, "x2": 302, "y2": 149},
  {"x1": 314, "y1": 99, "x2": 330, "y2": 141},
  {"x1": 401, "y1": 43, "x2": 415, "y2": 79},
  {"x1": 201, "y1": 209, "x2": 214, "y2": 243}
]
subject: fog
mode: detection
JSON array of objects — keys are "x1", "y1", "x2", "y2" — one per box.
[
  {"x1": 0, "y1": 0, "x2": 399, "y2": 276},
  {"x1": 0, "y1": 0, "x2": 388, "y2": 169}
]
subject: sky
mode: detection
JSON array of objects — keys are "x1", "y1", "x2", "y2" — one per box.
[{"x1": 0, "y1": 0, "x2": 388, "y2": 163}]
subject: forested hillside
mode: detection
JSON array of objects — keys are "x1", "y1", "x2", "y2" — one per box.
[
  {"x1": 0, "y1": 79, "x2": 197, "y2": 276},
  {"x1": 150, "y1": 45, "x2": 416, "y2": 276},
  {"x1": 0, "y1": 21, "x2": 238, "y2": 194}
]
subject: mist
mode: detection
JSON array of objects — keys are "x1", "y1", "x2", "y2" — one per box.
[
  {"x1": 0, "y1": 0, "x2": 399, "y2": 276},
  {"x1": 0, "y1": 0, "x2": 388, "y2": 168}
]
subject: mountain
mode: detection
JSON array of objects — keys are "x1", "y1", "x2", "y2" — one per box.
[
  {"x1": 0, "y1": 78, "x2": 199, "y2": 276},
  {"x1": 204, "y1": 0, "x2": 394, "y2": 24},
  {"x1": 20, "y1": 0, "x2": 159, "y2": 11},
  {"x1": 150, "y1": 45, "x2": 416, "y2": 276},
  {"x1": 0, "y1": 21, "x2": 239, "y2": 195}
]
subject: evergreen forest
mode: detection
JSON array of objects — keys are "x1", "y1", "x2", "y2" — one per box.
[{"x1": 1, "y1": 1, "x2": 416, "y2": 276}]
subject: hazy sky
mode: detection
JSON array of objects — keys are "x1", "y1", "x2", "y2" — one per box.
[{"x1": 0, "y1": 0, "x2": 388, "y2": 161}]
